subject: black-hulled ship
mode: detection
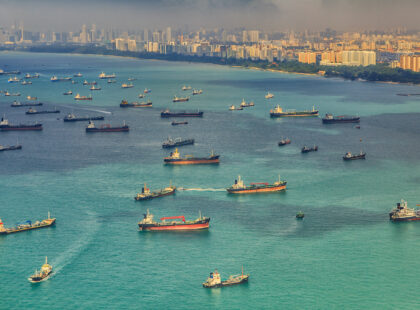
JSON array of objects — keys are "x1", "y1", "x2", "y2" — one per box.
[
  {"x1": 0, "y1": 144, "x2": 22, "y2": 151},
  {"x1": 0, "y1": 117, "x2": 42, "y2": 131},
  {"x1": 26, "y1": 108, "x2": 60, "y2": 115},
  {"x1": 63, "y1": 113, "x2": 105, "y2": 122},
  {"x1": 161, "y1": 109, "x2": 203, "y2": 118},
  {"x1": 86, "y1": 120, "x2": 129, "y2": 132},
  {"x1": 322, "y1": 113, "x2": 360, "y2": 124},
  {"x1": 301, "y1": 145, "x2": 318, "y2": 153},
  {"x1": 162, "y1": 137, "x2": 195, "y2": 148},
  {"x1": 278, "y1": 138, "x2": 291, "y2": 146},
  {"x1": 171, "y1": 121, "x2": 188, "y2": 126},
  {"x1": 173, "y1": 95, "x2": 190, "y2": 102},
  {"x1": 135, "y1": 184, "x2": 176, "y2": 201},
  {"x1": 11, "y1": 101, "x2": 43, "y2": 107},
  {"x1": 343, "y1": 151, "x2": 366, "y2": 160},
  {"x1": 120, "y1": 100, "x2": 152, "y2": 108}
]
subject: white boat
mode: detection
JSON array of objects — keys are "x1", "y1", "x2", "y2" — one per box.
[{"x1": 265, "y1": 92, "x2": 274, "y2": 99}]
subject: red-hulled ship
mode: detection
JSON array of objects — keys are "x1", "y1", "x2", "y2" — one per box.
[
  {"x1": 164, "y1": 148, "x2": 219, "y2": 165},
  {"x1": 0, "y1": 117, "x2": 42, "y2": 131},
  {"x1": 138, "y1": 210, "x2": 210, "y2": 231}
]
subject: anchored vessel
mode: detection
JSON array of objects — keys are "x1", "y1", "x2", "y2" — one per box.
[
  {"x1": 203, "y1": 268, "x2": 249, "y2": 288},
  {"x1": 74, "y1": 94, "x2": 92, "y2": 100},
  {"x1": 25, "y1": 73, "x2": 40, "y2": 79},
  {"x1": 28, "y1": 257, "x2": 53, "y2": 283},
  {"x1": 99, "y1": 72, "x2": 116, "y2": 79},
  {"x1": 229, "y1": 105, "x2": 243, "y2": 111},
  {"x1": 144, "y1": 88, "x2": 152, "y2": 94},
  {"x1": 8, "y1": 76, "x2": 20, "y2": 83},
  {"x1": 11, "y1": 101, "x2": 43, "y2": 107},
  {"x1": 164, "y1": 148, "x2": 219, "y2": 165},
  {"x1": 389, "y1": 200, "x2": 420, "y2": 222},
  {"x1": 0, "y1": 117, "x2": 42, "y2": 131},
  {"x1": 73, "y1": 73, "x2": 83, "y2": 77},
  {"x1": 171, "y1": 121, "x2": 188, "y2": 126},
  {"x1": 121, "y1": 83, "x2": 134, "y2": 89},
  {"x1": 90, "y1": 85, "x2": 101, "y2": 91},
  {"x1": 51, "y1": 76, "x2": 72, "y2": 82},
  {"x1": 182, "y1": 85, "x2": 192, "y2": 91},
  {"x1": 21, "y1": 81, "x2": 32, "y2": 85},
  {"x1": 270, "y1": 105, "x2": 319, "y2": 117},
  {"x1": 296, "y1": 211, "x2": 305, "y2": 219},
  {"x1": 83, "y1": 80, "x2": 97, "y2": 85},
  {"x1": 63, "y1": 113, "x2": 104, "y2": 122},
  {"x1": 138, "y1": 210, "x2": 210, "y2": 231},
  {"x1": 343, "y1": 151, "x2": 366, "y2": 160},
  {"x1": 135, "y1": 183, "x2": 176, "y2": 201},
  {"x1": 86, "y1": 120, "x2": 129, "y2": 132},
  {"x1": 26, "y1": 108, "x2": 60, "y2": 115},
  {"x1": 173, "y1": 95, "x2": 190, "y2": 102},
  {"x1": 192, "y1": 89, "x2": 203, "y2": 95},
  {"x1": 240, "y1": 99, "x2": 254, "y2": 108},
  {"x1": 161, "y1": 109, "x2": 203, "y2": 118},
  {"x1": 162, "y1": 137, "x2": 194, "y2": 148},
  {"x1": 0, "y1": 212, "x2": 55, "y2": 235},
  {"x1": 27, "y1": 96, "x2": 37, "y2": 100},
  {"x1": 0, "y1": 144, "x2": 22, "y2": 151},
  {"x1": 301, "y1": 145, "x2": 318, "y2": 153},
  {"x1": 227, "y1": 175, "x2": 286, "y2": 194},
  {"x1": 63, "y1": 90, "x2": 73, "y2": 95},
  {"x1": 120, "y1": 100, "x2": 152, "y2": 108},
  {"x1": 278, "y1": 138, "x2": 291, "y2": 146},
  {"x1": 322, "y1": 113, "x2": 360, "y2": 124},
  {"x1": 265, "y1": 92, "x2": 274, "y2": 99}
]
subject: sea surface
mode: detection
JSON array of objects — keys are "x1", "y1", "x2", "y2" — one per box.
[{"x1": 1, "y1": 52, "x2": 420, "y2": 309}]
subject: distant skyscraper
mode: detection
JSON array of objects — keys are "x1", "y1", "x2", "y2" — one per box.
[
  {"x1": 166, "y1": 27, "x2": 172, "y2": 43},
  {"x1": 143, "y1": 29, "x2": 149, "y2": 42},
  {"x1": 242, "y1": 30, "x2": 247, "y2": 42},
  {"x1": 80, "y1": 24, "x2": 88, "y2": 43},
  {"x1": 248, "y1": 30, "x2": 259, "y2": 43},
  {"x1": 91, "y1": 24, "x2": 96, "y2": 42}
]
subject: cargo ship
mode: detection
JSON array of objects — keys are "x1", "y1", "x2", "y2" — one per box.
[
  {"x1": 161, "y1": 109, "x2": 203, "y2": 118},
  {"x1": 0, "y1": 117, "x2": 42, "y2": 131},
  {"x1": 63, "y1": 113, "x2": 104, "y2": 122},
  {"x1": 51, "y1": 76, "x2": 72, "y2": 82},
  {"x1": 0, "y1": 212, "x2": 55, "y2": 235},
  {"x1": 301, "y1": 145, "x2": 318, "y2": 153},
  {"x1": 121, "y1": 83, "x2": 134, "y2": 89},
  {"x1": 278, "y1": 138, "x2": 291, "y2": 146},
  {"x1": 26, "y1": 108, "x2": 60, "y2": 115},
  {"x1": 240, "y1": 99, "x2": 254, "y2": 107},
  {"x1": 120, "y1": 100, "x2": 152, "y2": 108},
  {"x1": 173, "y1": 95, "x2": 190, "y2": 102},
  {"x1": 0, "y1": 69, "x2": 20, "y2": 75},
  {"x1": 270, "y1": 105, "x2": 319, "y2": 117},
  {"x1": 203, "y1": 268, "x2": 249, "y2": 288},
  {"x1": 0, "y1": 143, "x2": 22, "y2": 151},
  {"x1": 182, "y1": 85, "x2": 192, "y2": 91},
  {"x1": 226, "y1": 175, "x2": 286, "y2": 194},
  {"x1": 25, "y1": 73, "x2": 40, "y2": 79},
  {"x1": 83, "y1": 80, "x2": 97, "y2": 85},
  {"x1": 138, "y1": 93, "x2": 145, "y2": 98},
  {"x1": 322, "y1": 113, "x2": 360, "y2": 124},
  {"x1": 28, "y1": 257, "x2": 53, "y2": 283},
  {"x1": 107, "y1": 79, "x2": 116, "y2": 84},
  {"x1": 90, "y1": 85, "x2": 101, "y2": 91},
  {"x1": 389, "y1": 200, "x2": 420, "y2": 222},
  {"x1": 4, "y1": 92, "x2": 20, "y2": 96},
  {"x1": 8, "y1": 76, "x2": 20, "y2": 83},
  {"x1": 138, "y1": 210, "x2": 210, "y2": 231},
  {"x1": 229, "y1": 105, "x2": 243, "y2": 111},
  {"x1": 162, "y1": 137, "x2": 194, "y2": 148},
  {"x1": 343, "y1": 151, "x2": 366, "y2": 160},
  {"x1": 135, "y1": 183, "x2": 176, "y2": 201},
  {"x1": 164, "y1": 148, "x2": 219, "y2": 165},
  {"x1": 192, "y1": 89, "x2": 203, "y2": 95},
  {"x1": 74, "y1": 94, "x2": 92, "y2": 100},
  {"x1": 63, "y1": 90, "x2": 73, "y2": 95},
  {"x1": 11, "y1": 101, "x2": 43, "y2": 107},
  {"x1": 86, "y1": 120, "x2": 129, "y2": 132},
  {"x1": 27, "y1": 96, "x2": 37, "y2": 100},
  {"x1": 171, "y1": 121, "x2": 188, "y2": 126},
  {"x1": 99, "y1": 72, "x2": 116, "y2": 79}
]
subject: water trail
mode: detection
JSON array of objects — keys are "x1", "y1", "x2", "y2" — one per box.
[
  {"x1": 178, "y1": 187, "x2": 226, "y2": 192},
  {"x1": 77, "y1": 108, "x2": 112, "y2": 115},
  {"x1": 51, "y1": 211, "x2": 100, "y2": 276}
]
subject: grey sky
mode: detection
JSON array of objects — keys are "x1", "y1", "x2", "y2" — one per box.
[{"x1": 0, "y1": 0, "x2": 418, "y2": 32}]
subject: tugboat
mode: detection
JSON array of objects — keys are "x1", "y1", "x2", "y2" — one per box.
[
  {"x1": 74, "y1": 94, "x2": 92, "y2": 100},
  {"x1": 240, "y1": 99, "x2": 254, "y2": 108},
  {"x1": 120, "y1": 100, "x2": 152, "y2": 108},
  {"x1": 63, "y1": 113, "x2": 104, "y2": 122},
  {"x1": 90, "y1": 85, "x2": 101, "y2": 91},
  {"x1": 11, "y1": 101, "x2": 43, "y2": 107},
  {"x1": 161, "y1": 109, "x2": 203, "y2": 118},
  {"x1": 389, "y1": 199, "x2": 420, "y2": 222},
  {"x1": 63, "y1": 90, "x2": 73, "y2": 95},
  {"x1": 135, "y1": 183, "x2": 176, "y2": 201},
  {"x1": 28, "y1": 257, "x2": 53, "y2": 283},
  {"x1": 226, "y1": 175, "x2": 286, "y2": 194},
  {"x1": 0, "y1": 117, "x2": 42, "y2": 131},
  {"x1": 0, "y1": 212, "x2": 55, "y2": 235},
  {"x1": 162, "y1": 137, "x2": 194, "y2": 148},
  {"x1": 296, "y1": 211, "x2": 305, "y2": 219},
  {"x1": 144, "y1": 88, "x2": 152, "y2": 94},
  {"x1": 138, "y1": 210, "x2": 210, "y2": 231},
  {"x1": 26, "y1": 108, "x2": 60, "y2": 115},
  {"x1": 301, "y1": 145, "x2": 318, "y2": 153},
  {"x1": 99, "y1": 72, "x2": 116, "y2": 79},
  {"x1": 343, "y1": 151, "x2": 366, "y2": 161},
  {"x1": 322, "y1": 113, "x2": 360, "y2": 124},
  {"x1": 278, "y1": 138, "x2": 291, "y2": 146},
  {"x1": 0, "y1": 143, "x2": 22, "y2": 152},
  {"x1": 173, "y1": 95, "x2": 190, "y2": 102},
  {"x1": 265, "y1": 92, "x2": 274, "y2": 99},
  {"x1": 270, "y1": 105, "x2": 319, "y2": 117},
  {"x1": 121, "y1": 83, "x2": 134, "y2": 89},
  {"x1": 182, "y1": 85, "x2": 192, "y2": 91},
  {"x1": 164, "y1": 148, "x2": 219, "y2": 165},
  {"x1": 85, "y1": 120, "x2": 129, "y2": 132},
  {"x1": 203, "y1": 267, "x2": 249, "y2": 288},
  {"x1": 171, "y1": 121, "x2": 188, "y2": 126},
  {"x1": 192, "y1": 89, "x2": 203, "y2": 95}
]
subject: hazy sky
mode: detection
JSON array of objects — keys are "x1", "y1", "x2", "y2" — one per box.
[{"x1": 0, "y1": 0, "x2": 418, "y2": 32}]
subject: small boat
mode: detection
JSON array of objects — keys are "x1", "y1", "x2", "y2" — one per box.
[
  {"x1": 270, "y1": 105, "x2": 319, "y2": 117},
  {"x1": 192, "y1": 89, "x2": 203, "y2": 95},
  {"x1": 128, "y1": 77, "x2": 136, "y2": 81},
  {"x1": 28, "y1": 257, "x2": 53, "y2": 283},
  {"x1": 74, "y1": 94, "x2": 92, "y2": 100},
  {"x1": 107, "y1": 79, "x2": 117, "y2": 84},
  {"x1": 0, "y1": 144, "x2": 22, "y2": 151},
  {"x1": 121, "y1": 83, "x2": 134, "y2": 88},
  {"x1": 21, "y1": 81, "x2": 32, "y2": 85},
  {"x1": 278, "y1": 138, "x2": 291, "y2": 146},
  {"x1": 171, "y1": 121, "x2": 188, "y2": 126},
  {"x1": 63, "y1": 113, "x2": 104, "y2": 122},
  {"x1": 164, "y1": 148, "x2": 219, "y2": 165},
  {"x1": 322, "y1": 113, "x2": 360, "y2": 124},
  {"x1": 85, "y1": 120, "x2": 129, "y2": 132},
  {"x1": 161, "y1": 109, "x2": 203, "y2": 118},
  {"x1": 120, "y1": 100, "x2": 152, "y2": 108},
  {"x1": 90, "y1": 85, "x2": 101, "y2": 91},
  {"x1": 26, "y1": 108, "x2": 60, "y2": 115},
  {"x1": 265, "y1": 92, "x2": 274, "y2": 99},
  {"x1": 301, "y1": 145, "x2": 318, "y2": 153},
  {"x1": 138, "y1": 210, "x2": 210, "y2": 231},
  {"x1": 25, "y1": 73, "x2": 40, "y2": 79},
  {"x1": 173, "y1": 95, "x2": 190, "y2": 102},
  {"x1": 11, "y1": 101, "x2": 42, "y2": 107},
  {"x1": 8, "y1": 76, "x2": 20, "y2": 83},
  {"x1": 0, "y1": 117, "x2": 43, "y2": 131},
  {"x1": 99, "y1": 72, "x2": 116, "y2": 79},
  {"x1": 389, "y1": 199, "x2": 420, "y2": 222},
  {"x1": 296, "y1": 211, "x2": 305, "y2": 219},
  {"x1": 83, "y1": 80, "x2": 97, "y2": 86},
  {"x1": 63, "y1": 90, "x2": 73, "y2": 95},
  {"x1": 182, "y1": 85, "x2": 192, "y2": 91},
  {"x1": 227, "y1": 175, "x2": 287, "y2": 194},
  {"x1": 73, "y1": 73, "x2": 83, "y2": 77},
  {"x1": 203, "y1": 267, "x2": 249, "y2": 288},
  {"x1": 138, "y1": 94, "x2": 145, "y2": 98},
  {"x1": 343, "y1": 151, "x2": 366, "y2": 161},
  {"x1": 240, "y1": 99, "x2": 254, "y2": 108},
  {"x1": 144, "y1": 88, "x2": 152, "y2": 94},
  {"x1": 0, "y1": 212, "x2": 55, "y2": 235},
  {"x1": 162, "y1": 137, "x2": 194, "y2": 148},
  {"x1": 135, "y1": 184, "x2": 176, "y2": 201},
  {"x1": 27, "y1": 96, "x2": 37, "y2": 101}
]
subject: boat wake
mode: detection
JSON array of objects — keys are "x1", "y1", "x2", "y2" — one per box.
[
  {"x1": 179, "y1": 187, "x2": 226, "y2": 192},
  {"x1": 77, "y1": 108, "x2": 112, "y2": 115},
  {"x1": 51, "y1": 211, "x2": 100, "y2": 276}
]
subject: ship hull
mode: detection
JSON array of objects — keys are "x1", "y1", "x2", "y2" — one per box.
[
  {"x1": 164, "y1": 156, "x2": 219, "y2": 165},
  {"x1": 0, "y1": 125, "x2": 42, "y2": 131},
  {"x1": 161, "y1": 112, "x2": 203, "y2": 118},
  {"x1": 120, "y1": 103, "x2": 152, "y2": 108},
  {"x1": 86, "y1": 127, "x2": 129, "y2": 132},
  {"x1": 0, "y1": 145, "x2": 22, "y2": 151},
  {"x1": 162, "y1": 140, "x2": 194, "y2": 148},
  {"x1": 2, "y1": 219, "x2": 56, "y2": 235},
  {"x1": 26, "y1": 111, "x2": 60, "y2": 115},
  {"x1": 28, "y1": 271, "x2": 53, "y2": 283},
  {"x1": 12, "y1": 103, "x2": 43, "y2": 107},
  {"x1": 227, "y1": 183, "x2": 286, "y2": 194},
  {"x1": 343, "y1": 154, "x2": 366, "y2": 160},
  {"x1": 391, "y1": 217, "x2": 420, "y2": 222},
  {"x1": 64, "y1": 116, "x2": 104, "y2": 122},
  {"x1": 203, "y1": 277, "x2": 249, "y2": 288},
  {"x1": 322, "y1": 118, "x2": 360, "y2": 124},
  {"x1": 270, "y1": 111, "x2": 318, "y2": 117},
  {"x1": 139, "y1": 219, "x2": 210, "y2": 231},
  {"x1": 135, "y1": 189, "x2": 176, "y2": 201}
]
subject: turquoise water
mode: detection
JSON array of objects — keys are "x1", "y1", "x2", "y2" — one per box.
[{"x1": 1, "y1": 52, "x2": 420, "y2": 309}]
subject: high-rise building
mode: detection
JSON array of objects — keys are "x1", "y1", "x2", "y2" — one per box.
[
  {"x1": 248, "y1": 30, "x2": 259, "y2": 43},
  {"x1": 166, "y1": 27, "x2": 172, "y2": 43},
  {"x1": 80, "y1": 24, "x2": 88, "y2": 43},
  {"x1": 242, "y1": 30, "x2": 247, "y2": 42},
  {"x1": 143, "y1": 29, "x2": 149, "y2": 42}
]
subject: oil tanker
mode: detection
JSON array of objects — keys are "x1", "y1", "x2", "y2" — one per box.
[
  {"x1": 120, "y1": 100, "x2": 152, "y2": 108},
  {"x1": 173, "y1": 95, "x2": 190, "y2": 102},
  {"x1": 138, "y1": 210, "x2": 210, "y2": 231},
  {"x1": 226, "y1": 175, "x2": 286, "y2": 194},
  {"x1": 322, "y1": 113, "x2": 360, "y2": 124},
  {"x1": 161, "y1": 109, "x2": 203, "y2": 118},
  {"x1": 11, "y1": 101, "x2": 43, "y2": 107},
  {"x1": 0, "y1": 212, "x2": 55, "y2": 235},
  {"x1": 164, "y1": 148, "x2": 219, "y2": 165},
  {"x1": 63, "y1": 113, "x2": 104, "y2": 122},
  {"x1": 389, "y1": 200, "x2": 420, "y2": 222},
  {"x1": 270, "y1": 105, "x2": 318, "y2": 117},
  {"x1": 0, "y1": 117, "x2": 42, "y2": 131},
  {"x1": 135, "y1": 183, "x2": 176, "y2": 201},
  {"x1": 203, "y1": 268, "x2": 249, "y2": 288},
  {"x1": 26, "y1": 108, "x2": 60, "y2": 115},
  {"x1": 86, "y1": 120, "x2": 129, "y2": 132}
]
